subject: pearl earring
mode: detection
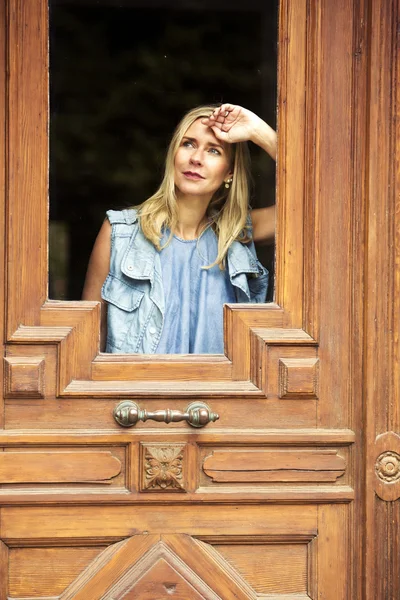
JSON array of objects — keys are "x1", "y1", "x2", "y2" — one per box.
[{"x1": 225, "y1": 178, "x2": 233, "y2": 189}]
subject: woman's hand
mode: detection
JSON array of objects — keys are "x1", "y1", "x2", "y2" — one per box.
[{"x1": 202, "y1": 104, "x2": 277, "y2": 160}]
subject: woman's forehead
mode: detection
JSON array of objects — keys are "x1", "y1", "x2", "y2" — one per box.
[{"x1": 183, "y1": 119, "x2": 223, "y2": 145}]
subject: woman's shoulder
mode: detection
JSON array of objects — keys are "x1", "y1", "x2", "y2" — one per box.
[{"x1": 106, "y1": 207, "x2": 139, "y2": 226}]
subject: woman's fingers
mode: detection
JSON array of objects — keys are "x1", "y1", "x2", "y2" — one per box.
[
  {"x1": 202, "y1": 104, "x2": 245, "y2": 139},
  {"x1": 201, "y1": 116, "x2": 226, "y2": 130},
  {"x1": 207, "y1": 104, "x2": 237, "y2": 124}
]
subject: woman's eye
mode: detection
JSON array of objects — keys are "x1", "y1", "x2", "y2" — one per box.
[
  {"x1": 209, "y1": 147, "x2": 221, "y2": 155},
  {"x1": 182, "y1": 140, "x2": 194, "y2": 148}
]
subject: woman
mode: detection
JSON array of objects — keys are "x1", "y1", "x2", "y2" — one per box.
[{"x1": 82, "y1": 103, "x2": 276, "y2": 354}]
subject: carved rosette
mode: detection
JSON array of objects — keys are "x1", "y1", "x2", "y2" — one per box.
[
  {"x1": 140, "y1": 444, "x2": 186, "y2": 492},
  {"x1": 375, "y1": 451, "x2": 400, "y2": 483},
  {"x1": 374, "y1": 432, "x2": 400, "y2": 501}
]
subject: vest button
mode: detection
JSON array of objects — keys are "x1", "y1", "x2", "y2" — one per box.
[
  {"x1": 149, "y1": 326, "x2": 157, "y2": 334},
  {"x1": 127, "y1": 265, "x2": 133, "y2": 270}
]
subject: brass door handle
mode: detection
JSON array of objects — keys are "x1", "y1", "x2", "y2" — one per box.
[{"x1": 113, "y1": 401, "x2": 219, "y2": 428}]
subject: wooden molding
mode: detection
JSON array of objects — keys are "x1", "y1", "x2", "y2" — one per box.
[
  {"x1": 278, "y1": 358, "x2": 319, "y2": 399},
  {"x1": 3, "y1": 0, "x2": 316, "y2": 400},
  {"x1": 3, "y1": 356, "x2": 45, "y2": 398},
  {"x1": 0, "y1": 451, "x2": 121, "y2": 484},
  {"x1": 364, "y1": 0, "x2": 400, "y2": 596},
  {"x1": 203, "y1": 449, "x2": 345, "y2": 483}
]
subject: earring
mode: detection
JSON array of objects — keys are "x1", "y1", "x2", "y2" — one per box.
[{"x1": 225, "y1": 178, "x2": 233, "y2": 189}]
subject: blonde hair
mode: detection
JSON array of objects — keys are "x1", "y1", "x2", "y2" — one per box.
[{"x1": 137, "y1": 104, "x2": 252, "y2": 269}]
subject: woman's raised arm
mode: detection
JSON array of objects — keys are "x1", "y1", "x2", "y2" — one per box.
[
  {"x1": 82, "y1": 219, "x2": 111, "y2": 350},
  {"x1": 202, "y1": 104, "x2": 277, "y2": 160},
  {"x1": 250, "y1": 205, "x2": 275, "y2": 244},
  {"x1": 203, "y1": 104, "x2": 277, "y2": 243}
]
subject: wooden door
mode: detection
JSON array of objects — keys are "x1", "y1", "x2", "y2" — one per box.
[{"x1": 0, "y1": 0, "x2": 399, "y2": 598}]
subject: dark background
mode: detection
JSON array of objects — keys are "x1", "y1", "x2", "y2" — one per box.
[{"x1": 49, "y1": 0, "x2": 278, "y2": 301}]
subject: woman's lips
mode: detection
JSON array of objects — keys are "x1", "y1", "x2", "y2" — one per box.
[{"x1": 183, "y1": 171, "x2": 205, "y2": 180}]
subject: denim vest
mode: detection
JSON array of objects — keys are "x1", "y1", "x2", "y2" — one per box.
[{"x1": 101, "y1": 209, "x2": 269, "y2": 353}]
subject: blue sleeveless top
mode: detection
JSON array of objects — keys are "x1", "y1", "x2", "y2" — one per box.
[
  {"x1": 156, "y1": 226, "x2": 236, "y2": 354},
  {"x1": 102, "y1": 209, "x2": 269, "y2": 354}
]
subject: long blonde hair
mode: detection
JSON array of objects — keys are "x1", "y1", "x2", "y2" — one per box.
[{"x1": 137, "y1": 105, "x2": 252, "y2": 269}]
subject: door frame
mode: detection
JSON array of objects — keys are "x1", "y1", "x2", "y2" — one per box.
[{"x1": 1, "y1": 0, "x2": 399, "y2": 598}]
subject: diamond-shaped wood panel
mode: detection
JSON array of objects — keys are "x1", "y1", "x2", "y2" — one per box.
[
  {"x1": 120, "y1": 559, "x2": 210, "y2": 599},
  {"x1": 59, "y1": 534, "x2": 257, "y2": 600}
]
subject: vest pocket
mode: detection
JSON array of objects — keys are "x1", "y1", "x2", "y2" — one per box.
[
  {"x1": 247, "y1": 263, "x2": 269, "y2": 302},
  {"x1": 101, "y1": 274, "x2": 144, "y2": 311},
  {"x1": 101, "y1": 274, "x2": 145, "y2": 351}
]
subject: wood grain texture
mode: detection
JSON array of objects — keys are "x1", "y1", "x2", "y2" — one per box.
[
  {"x1": 3, "y1": 356, "x2": 45, "y2": 398},
  {"x1": 364, "y1": 0, "x2": 400, "y2": 598},
  {"x1": 0, "y1": 451, "x2": 121, "y2": 483},
  {"x1": 0, "y1": 0, "x2": 382, "y2": 596},
  {"x1": 0, "y1": 487, "x2": 354, "y2": 505},
  {"x1": 60, "y1": 535, "x2": 159, "y2": 600},
  {"x1": 0, "y1": 429, "x2": 356, "y2": 445},
  {"x1": 0, "y1": 540, "x2": 8, "y2": 600},
  {"x1": 316, "y1": 504, "x2": 349, "y2": 598},
  {"x1": 203, "y1": 449, "x2": 346, "y2": 483},
  {"x1": 2, "y1": 0, "x2": 310, "y2": 401},
  {"x1": 6, "y1": 0, "x2": 48, "y2": 333},
  {"x1": 9, "y1": 546, "x2": 104, "y2": 598},
  {"x1": 109, "y1": 558, "x2": 216, "y2": 600},
  {"x1": 279, "y1": 357, "x2": 319, "y2": 399},
  {"x1": 101, "y1": 539, "x2": 224, "y2": 600},
  {"x1": 63, "y1": 379, "x2": 263, "y2": 397},
  {"x1": 92, "y1": 355, "x2": 233, "y2": 381},
  {"x1": 214, "y1": 543, "x2": 307, "y2": 594},
  {"x1": 347, "y1": 3, "x2": 369, "y2": 590},
  {"x1": 313, "y1": 0, "x2": 354, "y2": 430},
  {"x1": 276, "y1": 0, "x2": 306, "y2": 323},
  {"x1": 0, "y1": 505, "x2": 318, "y2": 541},
  {"x1": 161, "y1": 535, "x2": 257, "y2": 600},
  {"x1": 57, "y1": 535, "x2": 281, "y2": 600},
  {"x1": 4, "y1": 396, "x2": 317, "y2": 430},
  {"x1": 5, "y1": 344, "x2": 59, "y2": 399},
  {"x1": 0, "y1": 0, "x2": 341, "y2": 432},
  {"x1": 0, "y1": 0, "x2": 6, "y2": 432}
]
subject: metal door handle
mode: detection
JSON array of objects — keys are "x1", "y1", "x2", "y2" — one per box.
[{"x1": 113, "y1": 401, "x2": 219, "y2": 428}]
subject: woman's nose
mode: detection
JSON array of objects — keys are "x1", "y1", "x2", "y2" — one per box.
[{"x1": 189, "y1": 149, "x2": 202, "y2": 165}]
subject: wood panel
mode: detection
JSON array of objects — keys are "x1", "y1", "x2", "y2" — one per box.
[
  {"x1": 0, "y1": 0, "x2": 6, "y2": 434},
  {"x1": 9, "y1": 546, "x2": 104, "y2": 598},
  {"x1": 2, "y1": 523, "x2": 348, "y2": 599},
  {"x1": 0, "y1": 451, "x2": 121, "y2": 484},
  {"x1": 3, "y1": 0, "x2": 309, "y2": 394},
  {"x1": 0, "y1": 541, "x2": 8, "y2": 600},
  {"x1": 203, "y1": 449, "x2": 346, "y2": 483},
  {"x1": 214, "y1": 543, "x2": 307, "y2": 594},
  {"x1": 0, "y1": 505, "x2": 318, "y2": 541},
  {"x1": 3, "y1": 397, "x2": 318, "y2": 430},
  {"x1": 365, "y1": 0, "x2": 400, "y2": 597},
  {"x1": 6, "y1": 0, "x2": 48, "y2": 333},
  {"x1": 2, "y1": 0, "x2": 395, "y2": 597}
]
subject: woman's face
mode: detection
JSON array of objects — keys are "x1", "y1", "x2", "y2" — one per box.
[{"x1": 174, "y1": 118, "x2": 233, "y2": 201}]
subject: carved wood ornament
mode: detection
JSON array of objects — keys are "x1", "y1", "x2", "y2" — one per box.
[
  {"x1": 374, "y1": 432, "x2": 400, "y2": 501},
  {"x1": 140, "y1": 444, "x2": 186, "y2": 492}
]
